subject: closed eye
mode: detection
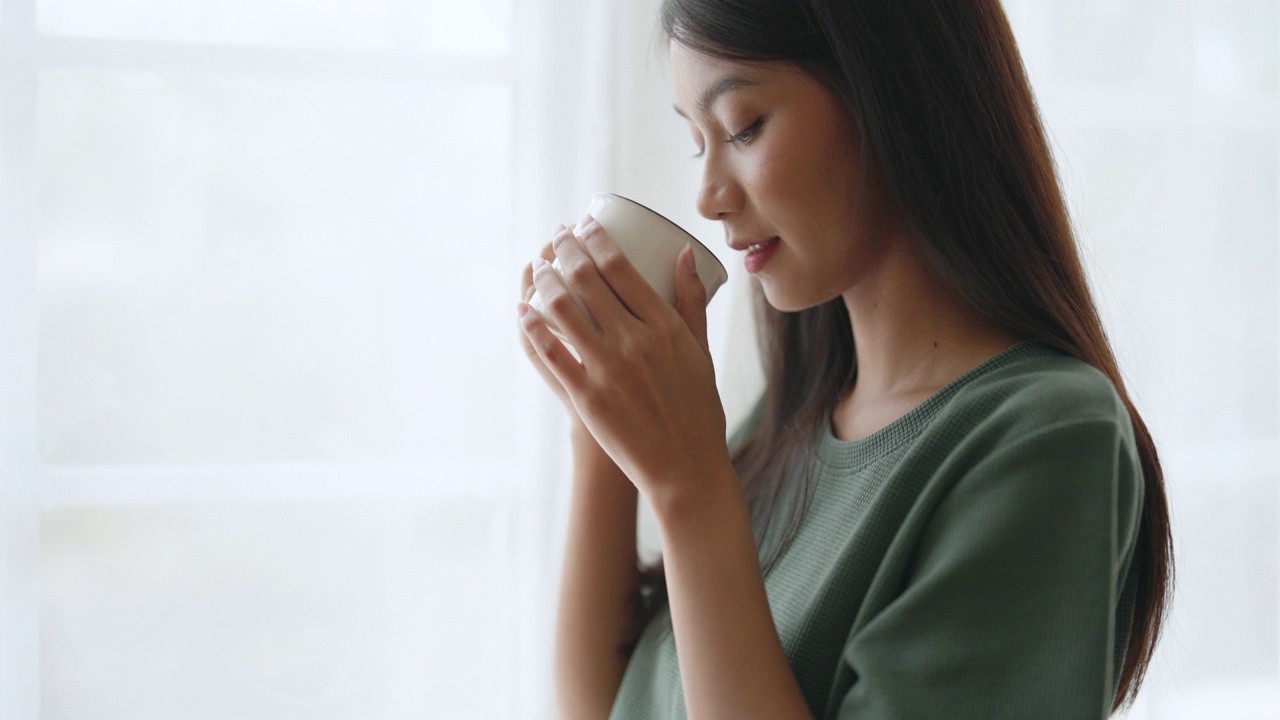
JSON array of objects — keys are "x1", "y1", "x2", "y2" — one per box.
[
  {"x1": 728, "y1": 117, "x2": 763, "y2": 146},
  {"x1": 690, "y1": 117, "x2": 764, "y2": 160}
]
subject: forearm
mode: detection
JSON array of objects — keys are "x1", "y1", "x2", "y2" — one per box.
[
  {"x1": 554, "y1": 424, "x2": 643, "y2": 720},
  {"x1": 655, "y1": 466, "x2": 814, "y2": 720}
]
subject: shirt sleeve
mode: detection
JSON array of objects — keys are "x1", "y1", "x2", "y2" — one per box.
[{"x1": 833, "y1": 416, "x2": 1143, "y2": 720}]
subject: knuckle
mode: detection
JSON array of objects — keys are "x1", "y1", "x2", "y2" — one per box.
[
  {"x1": 565, "y1": 262, "x2": 596, "y2": 286},
  {"x1": 597, "y1": 251, "x2": 629, "y2": 275},
  {"x1": 617, "y1": 336, "x2": 646, "y2": 363},
  {"x1": 547, "y1": 293, "x2": 576, "y2": 315},
  {"x1": 542, "y1": 344, "x2": 562, "y2": 366}
]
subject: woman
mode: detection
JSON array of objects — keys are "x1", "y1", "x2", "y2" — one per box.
[{"x1": 517, "y1": 0, "x2": 1173, "y2": 718}]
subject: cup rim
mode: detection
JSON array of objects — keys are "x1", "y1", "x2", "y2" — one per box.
[{"x1": 593, "y1": 192, "x2": 728, "y2": 280}]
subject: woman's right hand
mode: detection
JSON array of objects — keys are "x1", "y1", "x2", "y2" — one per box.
[
  {"x1": 519, "y1": 224, "x2": 627, "y2": 469},
  {"x1": 519, "y1": 224, "x2": 584, "y2": 427}
]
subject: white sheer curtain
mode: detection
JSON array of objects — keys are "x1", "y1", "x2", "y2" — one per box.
[
  {"x1": 0, "y1": 0, "x2": 1275, "y2": 719},
  {"x1": 0, "y1": 0, "x2": 688, "y2": 717}
]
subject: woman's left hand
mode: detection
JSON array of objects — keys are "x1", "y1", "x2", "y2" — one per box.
[{"x1": 518, "y1": 215, "x2": 729, "y2": 512}]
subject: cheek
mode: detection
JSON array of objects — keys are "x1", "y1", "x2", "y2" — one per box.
[
  {"x1": 780, "y1": 124, "x2": 848, "y2": 194},
  {"x1": 755, "y1": 133, "x2": 848, "y2": 238},
  {"x1": 752, "y1": 139, "x2": 817, "y2": 213}
]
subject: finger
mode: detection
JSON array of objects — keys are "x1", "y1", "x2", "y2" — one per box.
[
  {"x1": 523, "y1": 242, "x2": 557, "y2": 302},
  {"x1": 518, "y1": 321, "x2": 565, "y2": 398},
  {"x1": 522, "y1": 237, "x2": 560, "y2": 302},
  {"x1": 550, "y1": 225, "x2": 643, "y2": 334},
  {"x1": 675, "y1": 244, "x2": 710, "y2": 354},
  {"x1": 575, "y1": 217, "x2": 665, "y2": 325},
  {"x1": 518, "y1": 303, "x2": 586, "y2": 393},
  {"x1": 530, "y1": 254, "x2": 605, "y2": 355},
  {"x1": 540, "y1": 238, "x2": 557, "y2": 262},
  {"x1": 522, "y1": 262, "x2": 534, "y2": 302}
]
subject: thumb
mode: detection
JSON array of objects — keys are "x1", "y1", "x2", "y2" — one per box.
[{"x1": 675, "y1": 243, "x2": 710, "y2": 354}]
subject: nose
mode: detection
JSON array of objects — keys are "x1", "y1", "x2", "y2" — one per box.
[{"x1": 694, "y1": 153, "x2": 744, "y2": 221}]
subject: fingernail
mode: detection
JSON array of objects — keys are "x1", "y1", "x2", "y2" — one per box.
[
  {"x1": 552, "y1": 222, "x2": 566, "y2": 234},
  {"x1": 684, "y1": 244, "x2": 698, "y2": 274},
  {"x1": 533, "y1": 257, "x2": 548, "y2": 271},
  {"x1": 517, "y1": 303, "x2": 530, "y2": 317}
]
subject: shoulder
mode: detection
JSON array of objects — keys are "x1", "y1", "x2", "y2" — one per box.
[
  {"x1": 934, "y1": 342, "x2": 1135, "y2": 451},
  {"x1": 904, "y1": 343, "x2": 1143, "y2": 518},
  {"x1": 901, "y1": 344, "x2": 1145, "y2": 550}
]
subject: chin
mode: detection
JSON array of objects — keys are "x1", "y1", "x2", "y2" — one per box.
[{"x1": 757, "y1": 281, "x2": 827, "y2": 314}]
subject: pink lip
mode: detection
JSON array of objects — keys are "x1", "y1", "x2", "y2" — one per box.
[{"x1": 744, "y1": 238, "x2": 780, "y2": 274}]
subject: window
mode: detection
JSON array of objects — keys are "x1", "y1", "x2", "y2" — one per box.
[{"x1": 0, "y1": 1, "x2": 568, "y2": 717}]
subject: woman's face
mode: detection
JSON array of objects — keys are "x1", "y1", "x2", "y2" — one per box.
[{"x1": 669, "y1": 42, "x2": 904, "y2": 311}]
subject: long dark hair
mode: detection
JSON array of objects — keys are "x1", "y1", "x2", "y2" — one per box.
[{"x1": 621, "y1": 0, "x2": 1173, "y2": 713}]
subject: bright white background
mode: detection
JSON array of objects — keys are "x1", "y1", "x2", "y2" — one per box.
[{"x1": 0, "y1": 0, "x2": 1274, "y2": 718}]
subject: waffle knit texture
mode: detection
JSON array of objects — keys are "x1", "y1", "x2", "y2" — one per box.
[{"x1": 608, "y1": 340, "x2": 1144, "y2": 720}]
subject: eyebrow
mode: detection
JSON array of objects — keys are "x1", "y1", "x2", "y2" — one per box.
[{"x1": 673, "y1": 75, "x2": 758, "y2": 120}]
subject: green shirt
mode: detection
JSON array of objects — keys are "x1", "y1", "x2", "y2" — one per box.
[{"x1": 609, "y1": 341, "x2": 1144, "y2": 719}]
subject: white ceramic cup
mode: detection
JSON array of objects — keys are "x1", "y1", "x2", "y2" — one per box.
[{"x1": 529, "y1": 193, "x2": 729, "y2": 349}]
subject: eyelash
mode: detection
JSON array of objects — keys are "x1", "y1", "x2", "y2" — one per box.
[{"x1": 691, "y1": 117, "x2": 764, "y2": 159}]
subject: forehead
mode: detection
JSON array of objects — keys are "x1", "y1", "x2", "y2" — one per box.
[
  {"x1": 668, "y1": 41, "x2": 745, "y2": 82},
  {"x1": 668, "y1": 41, "x2": 793, "y2": 116}
]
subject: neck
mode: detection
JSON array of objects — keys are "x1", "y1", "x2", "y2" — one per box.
[{"x1": 840, "y1": 235, "x2": 1021, "y2": 403}]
